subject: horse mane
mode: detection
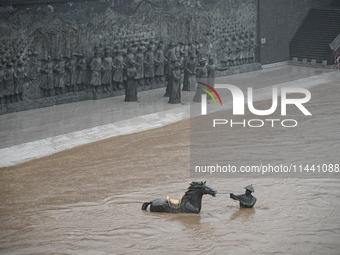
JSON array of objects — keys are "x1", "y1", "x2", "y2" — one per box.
[{"x1": 180, "y1": 181, "x2": 204, "y2": 204}]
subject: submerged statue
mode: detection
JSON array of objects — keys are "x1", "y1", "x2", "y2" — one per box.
[
  {"x1": 141, "y1": 181, "x2": 216, "y2": 213},
  {"x1": 230, "y1": 184, "x2": 257, "y2": 208}
]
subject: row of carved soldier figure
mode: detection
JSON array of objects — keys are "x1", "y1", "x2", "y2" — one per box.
[
  {"x1": 37, "y1": 40, "x2": 207, "y2": 97},
  {"x1": 0, "y1": 39, "x2": 206, "y2": 103},
  {"x1": 38, "y1": 54, "x2": 88, "y2": 97},
  {"x1": 87, "y1": 40, "x2": 206, "y2": 93},
  {"x1": 0, "y1": 39, "x2": 236, "y2": 103},
  {"x1": 122, "y1": 53, "x2": 229, "y2": 104},
  {"x1": 0, "y1": 60, "x2": 27, "y2": 104},
  {"x1": 218, "y1": 32, "x2": 257, "y2": 67},
  {"x1": 98, "y1": 40, "x2": 206, "y2": 103},
  {"x1": 0, "y1": 41, "x2": 30, "y2": 104},
  {"x1": 89, "y1": 38, "x2": 230, "y2": 104}
]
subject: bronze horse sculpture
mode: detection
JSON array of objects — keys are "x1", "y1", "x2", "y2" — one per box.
[{"x1": 141, "y1": 181, "x2": 217, "y2": 213}]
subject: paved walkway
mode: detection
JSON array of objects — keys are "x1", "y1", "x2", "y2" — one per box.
[{"x1": 0, "y1": 64, "x2": 338, "y2": 167}]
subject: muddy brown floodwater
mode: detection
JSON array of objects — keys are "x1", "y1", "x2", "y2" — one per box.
[{"x1": 1, "y1": 82, "x2": 340, "y2": 255}]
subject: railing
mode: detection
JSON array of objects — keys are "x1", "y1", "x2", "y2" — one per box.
[{"x1": 329, "y1": 33, "x2": 340, "y2": 52}]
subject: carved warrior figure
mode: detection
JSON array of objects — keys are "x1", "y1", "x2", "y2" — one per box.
[
  {"x1": 165, "y1": 41, "x2": 176, "y2": 77},
  {"x1": 102, "y1": 48, "x2": 113, "y2": 92},
  {"x1": 221, "y1": 37, "x2": 232, "y2": 67},
  {"x1": 125, "y1": 47, "x2": 135, "y2": 68},
  {"x1": 135, "y1": 46, "x2": 144, "y2": 86},
  {"x1": 90, "y1": 51, "x2": 102, "y2": 93},
  {"x1": 53, "y1": 55, "x2": 66, "y2": 95},
  {"x1": 182, "y1": 52, "x2": 197, "y2": 91},
  {"x1": 125, "y1": 60, "x2": 138, "y2": 102},
  {"x1": 168, "y1": 61, "x2": 182, "y2": 104},
  {"x1": 238, "y1": 33, "x2": 245, "y2": 65},
  {"x1": 149, "y1": 39, "x2": 156, "y2": 52},
  {"x1": 206, "y1": 57, "x2": 229, "y2": 88},
  {"x1": 164, "y1": 57, "x2": 179, "y2": 97},
  {"x1": 249, "y1": 32, "x2": 257, "y2": 63},
  {"x1": 195, "y1": 41, "x2": 203, "y2": 61},
  {"x1": 40, "y1": 56, "x2": 54, "y2": 97},
  {"x1": 76, "y1": 53, "x2": 87, "y2": 91},
  {"x1": 52, "y1": 57, "x2": 59, "y2": 94},
  {"x1": 14, "y1": 60, "x2": 27, "y2": 101},
  {"x1": 28, "y1": 51, "x2": 39, "y2": 79},
  {"x1": 154, "y1": 43, "x2": 166, "y2": 83},
  {"x1": 193, "y1": 58, "x2": 208, "y2": 102},
  {"x1": 65, "y1": 54, "x2": 77, "y2": 92},
  {"x1": 178, "y1": 43, "x2": 187, "y2": 68},
  {"x1": 144, "y1": 45, "x2": 155, "y2": 86},
  {"x1": 243, "y1": 32, "x2": 250, "y2": 64},
  {"x1": 230, "y1": 35, "x2": 238, "y2": 66},
  {"x1": 0, "y1": 63, "x2": 4, "y2": 104},
  {"x1": 182, "y1": 43, "x2": 189, "y2": 59},
  {"x1": 4, "y1": 62, "x2": 15, "y2": 102},
  {"x1": 113, "y1": 49, "x2": 125, "y2": 90},
  {"x1": 188, "y1": 42, "x2": 196, "y2": 57}
]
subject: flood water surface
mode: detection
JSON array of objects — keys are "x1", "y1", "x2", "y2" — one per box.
[{"x1": 1, "y1": 82, "x2": 340, "y2": 254}]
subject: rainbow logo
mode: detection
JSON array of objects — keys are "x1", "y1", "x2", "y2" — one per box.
[{"x1": 198, "y1": 82, "x2": 223, "y2": 106}]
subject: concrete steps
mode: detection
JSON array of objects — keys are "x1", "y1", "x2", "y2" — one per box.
[{"x1": 289, "y1": 8, "x2": 340, "y2": 63}]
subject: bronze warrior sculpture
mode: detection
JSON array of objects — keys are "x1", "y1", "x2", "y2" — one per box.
[{"x1": 230, "y1": 184, "x2": 257, "y2": 208}]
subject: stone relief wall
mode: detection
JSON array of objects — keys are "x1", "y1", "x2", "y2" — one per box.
[{"x1": 0, "y1": 0, "x2": 260, "y2": 114}]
